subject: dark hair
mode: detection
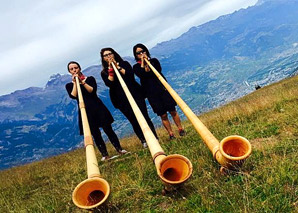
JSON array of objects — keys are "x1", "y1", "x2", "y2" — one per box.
[
  {"x1": 133, "y1": 43, "x2": 151, "y2": 62},
  {"x1": 67, "y1": 61, "x2": 81, "y2": 72},
  {"x1": 100, "y1": 47, "x2": 124, "y2": 70}
]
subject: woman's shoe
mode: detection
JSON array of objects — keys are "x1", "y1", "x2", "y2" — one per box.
[
  {"x1": 169, "y1": 134, "x2": 176, "y2": 140},
  {"x1": 118, "y1": 149, "x2": 128, "y2": 155},
  {"x1": 142, "y1": 142, "x2": 148, "y2": 148},
  {"x1": 101, "y1": 156, "x2": 110, "y2": 161},
  {"x1": 179, "y1": 129, "x2": 186, "y2": 136}
]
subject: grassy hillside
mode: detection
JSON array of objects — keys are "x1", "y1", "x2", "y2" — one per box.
[{"x1": 0, "y1": 75, "x2": 297, "y2": 212}]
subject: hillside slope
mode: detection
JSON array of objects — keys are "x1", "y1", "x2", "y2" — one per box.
[
  {"x1": 0, "y1": 75, "x2": 297, "y2": 212},
  {"x1": 1, "y1": 0, "x2": 298, "y2": 170}
]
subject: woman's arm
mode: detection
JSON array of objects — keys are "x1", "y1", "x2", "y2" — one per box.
[
  {"x1": 66, "y1": 83, "x2": 77, "y2": 99},
  {"x1": 101, "y1": 70, "x2": 114, "y2": 87},
  {"x1": 133, "y1": 63, "x2": 156, "y2": 79},
  {"x1": 149, "y1": 58, "x2": 162, "y2": 73},
  {"x1": 117, "y1": 61, "x2": 126, "y2": 75},
  {"x1": 82, "y1": 80, "x2": 93, "y2": 93},
  {"x1": 120, "y1": 61, "x2": 135, "y2": 78},
  {"x1": 71, "y1": 82, "x2": 78, "y2": 97},
  {"x1": 84, "y1": 76, "x2": 96, "y2": 93}
]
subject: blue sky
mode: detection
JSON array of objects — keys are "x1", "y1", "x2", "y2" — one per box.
[{"x1": 0, "y1": 0, "x2": 257, "y2": 95}]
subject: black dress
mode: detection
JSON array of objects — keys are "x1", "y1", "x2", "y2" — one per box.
[
  {"x1": 66, "y1": 76, "x2": 122, "y2": 156},
  {"x1": 133, "y1": 58, "x2": 176, "y2": 116},
  {"x1": 101, "y1": 61, "x2": 158, "y2": 143},
  {"x1": 66, "y1": 76, "x2": 114, "y2": 135}
]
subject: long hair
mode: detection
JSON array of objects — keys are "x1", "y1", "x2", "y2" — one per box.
[
  {"x1": 133, "y1": 43, "x2": 151, "y2": 62},
  {"x1": 100, "y1": 47, "x2": 124, "y2": 71},
  {"x1": 67, "y1": 61, "x2": 81, "y2": 72}
]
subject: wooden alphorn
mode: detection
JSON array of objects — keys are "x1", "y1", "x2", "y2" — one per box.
[
  {"x1": 72, "y1": 76, "x2": 110, "y2": 209},
  {"x1": 144, "y1": 58, "x2": 251, "y2": 172},
  {"x1": 111, "y1": 62, "x2": 192, "y2": 187}
]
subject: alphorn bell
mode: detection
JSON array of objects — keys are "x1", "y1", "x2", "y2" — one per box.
[
  {"x1": 111, "y1": 62, "x2": 192, "y2": 188},
  {"x1": 144, "y1": 58, "x2": 252, "y2": 172},
  {"x1": 72, "y1": 76, "x2": 110, "y2": 209}
]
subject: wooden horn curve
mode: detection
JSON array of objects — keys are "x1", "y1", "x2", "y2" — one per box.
[
  {"x1": 72, "y1": 76, "x2": 110, "y2": 209},
  {"x1": 144, "y1": 58, "x2": 252, "y2": 171},
  {"x1": 111, "y1": 63, "x2": 192, "y2": 185}
]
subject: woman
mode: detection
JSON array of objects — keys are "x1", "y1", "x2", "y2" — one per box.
[
  {"x1": 65, "y1": 61, "x2": 127, "y2": 161},
  {"x1": 100, "y1": 48, "x2": 158, "y2": 148},
  {"x1": 132, "y1": 43, "x2": 185, "y2": 139}
]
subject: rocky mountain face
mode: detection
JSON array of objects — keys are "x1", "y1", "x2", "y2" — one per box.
[{"x1": 1, "y1": 0, "x2": 298, "y2": 170}]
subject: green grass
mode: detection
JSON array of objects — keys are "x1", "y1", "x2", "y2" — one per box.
[{"x1": 1, "y1": 75, "x2": 297, "y2": 212}]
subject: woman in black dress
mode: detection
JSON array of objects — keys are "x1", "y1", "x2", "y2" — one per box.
[
  {"x1": 132, "y1": 44, "x2": 185, "y2": 139},
  {"x1": 100, "y1": 48, "x2": 158, "y2": 148},
  {"x1": 65, "y1": 61, "x2": 127, "y2": 161}
]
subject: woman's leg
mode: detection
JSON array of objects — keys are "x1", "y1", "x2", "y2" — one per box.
[
  {"x1": 138, "y1": 100, "x2": 158, "y2": 139},
  {"x1": 169, "y1": 110, "x2": 183, "y2": 129},
  {"x1": 120, "y1": 107, "x2": 146, "y2": 144},
  {"x1": 170, "y1": 110, "x2": 185, "y2": 136},
  {"x1": 102, "y1": 124, "x2": 122, "y2": 152},
  {"x1": 90, "y1": 126, "x2": 109, "y2": 157},
  {"x1": 160, "y1": 113, "x2": 174, "y2": 136}
]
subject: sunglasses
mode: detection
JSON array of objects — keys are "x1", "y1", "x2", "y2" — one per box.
[
  {"x1": 136, "y1": 50, "x2": 146, "y2": 55},
  {"x1": 103, "y1": 52, "x2": 113, "y2": 57}
]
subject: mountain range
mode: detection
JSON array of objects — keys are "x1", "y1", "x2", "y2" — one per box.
[{"x1": 1, "y1": 0, "x2": 298, "y2": 170}]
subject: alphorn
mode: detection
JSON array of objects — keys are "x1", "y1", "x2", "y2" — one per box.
[
  {"x1": 144, "y1": 58, "x2": 252, "y2": 172},
  {"x1": 111, "y1": 62, "x2": 192, "y2": 188},
  {"x1": 72, "y1": 76, "x2": 110, "y2": 209}
]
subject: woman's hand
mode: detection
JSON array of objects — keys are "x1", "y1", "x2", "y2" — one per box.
[
  {"x1": 72, "y1": 73, "x2": 79, "y2": 83},
  {"x1": 140, "y1": 52, "x2": 149, "y2": 67},
  {"x1": 108, "y1": 58, "x2": 121, "y2": 70},
  {"x1": 72, "y1": 73, "x2": 86, "y2": 84},
  {"x1": 81, "y1": 77, "x2": 87, "y2": 85},
  {"x1": 141, "y1": 52, "x2": 148, "y2": 61},
  {"x1": 140, "y1": 54, "x2": 149, "y2": 71},
  {"x1": 112, "y1": 59, "x2": 121, "y2": 69},
  {"x1": 108, "y1": 58, "x2": 114, "y2": 69}
]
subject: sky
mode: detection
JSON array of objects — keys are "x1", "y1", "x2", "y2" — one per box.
[{"x1": 0, "y1": 0, "x2": 257, "y2": 96}]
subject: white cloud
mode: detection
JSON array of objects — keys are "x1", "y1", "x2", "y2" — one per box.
[{"x1": 0, "y1": 0, "x2": 257, "y2": 95}]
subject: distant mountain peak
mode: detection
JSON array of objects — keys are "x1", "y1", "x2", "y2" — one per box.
[
  {"x1": 46, "y1": 73, "x2": 69, "y2": 88},
  {"x1": 49, "y1": 73, "x2": 62, "y2": 80}
]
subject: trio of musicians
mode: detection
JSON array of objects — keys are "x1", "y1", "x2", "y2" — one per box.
[{"x1": 66, "y1": 44, "x2": 185, "y2": 161}]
